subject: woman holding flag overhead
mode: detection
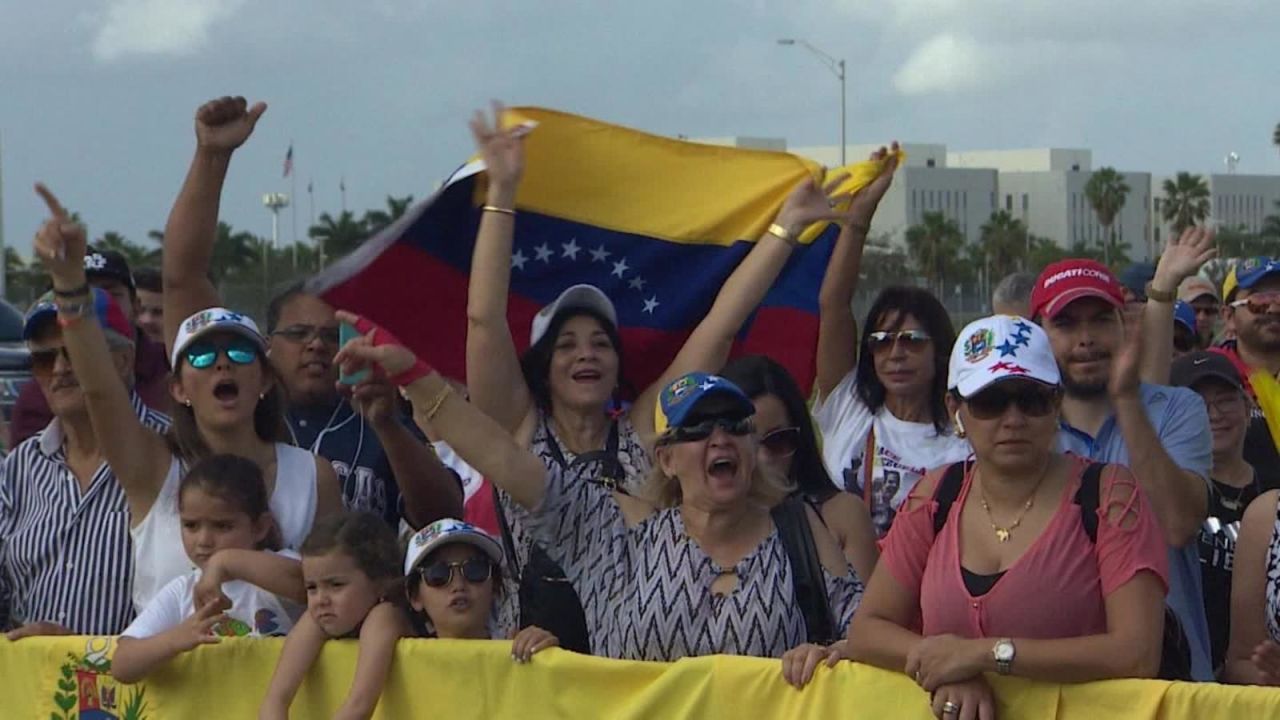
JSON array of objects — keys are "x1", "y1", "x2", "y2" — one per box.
[{"x1": 465, "y1": 104, "x2": 860, "y2": 650}]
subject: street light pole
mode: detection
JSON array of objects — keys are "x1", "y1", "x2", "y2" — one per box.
[
  {"x1": 263, "y1": 192, "x2": 290, "y2": 295},
  {"x1": 778, "y1": 38, "x2": 847, "y2": 166}
]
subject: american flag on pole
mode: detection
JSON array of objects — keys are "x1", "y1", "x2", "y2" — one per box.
[{"x1": 283, "y1": 144, "x2": 294, "y2": 178}]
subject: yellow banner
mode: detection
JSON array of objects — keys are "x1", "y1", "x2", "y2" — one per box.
[{"x1": 3, "y1": 636, "x2": 1278, "y2": 719}]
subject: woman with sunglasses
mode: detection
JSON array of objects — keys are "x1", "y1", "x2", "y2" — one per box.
[
  {"x1": 466, "y1": 105, "x2": 855, "y2": 646},
  {"x1": 846, "y1": 315, "x2": 1168, "y2": 719},
  {"x1": 811, "y1": 150, "x2": 969, "y2": 538},
  {"x1": 332, "y1": 313, "x2": 861, "y2": 663},
  {"x1": 32, "y1": 180, "x2": 343, "y2": 614},
  {"x1": 720, "y1": 354, "x2": 878, "y2": 583}
]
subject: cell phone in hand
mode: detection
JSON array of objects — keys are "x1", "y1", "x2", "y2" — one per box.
[{"x1": 337, "y1": 321, "x2": 371, "y2": 386}]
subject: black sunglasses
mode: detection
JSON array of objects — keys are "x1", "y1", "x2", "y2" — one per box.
[
  {"x1": 663, "y1": 416, "x2": 754, "y2": 444},
  {"x1": 418, "y1": 558, "x2": 494, "y2": 588},
  {"x1": 30, "y1": 346, "x2": 71, "y2": 374},
  {"x1": 759, "y1": 426, "x2": 801, "y2": 458},
  {"x1": 965, "y1": 384, "x2": 1060, "y2": 420}
]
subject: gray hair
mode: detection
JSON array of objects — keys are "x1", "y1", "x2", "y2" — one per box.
[{"x1": 992, "y1": 272, "x2": 1037, "y2": 316}]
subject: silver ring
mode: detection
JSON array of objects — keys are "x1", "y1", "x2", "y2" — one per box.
[{"x1": 942, "y1": 700, "x2": 959, "y2": 715}]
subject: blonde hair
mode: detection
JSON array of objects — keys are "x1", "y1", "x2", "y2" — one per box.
[{"x1": 638, "y1": 454, "x2": 795, "y2": 510}]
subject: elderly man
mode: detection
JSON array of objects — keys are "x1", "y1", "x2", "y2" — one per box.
[
  {"x1": 1, "y1": 288, "x2": 170, "y2": 638},
  {"x1": 9, "y1": 249, "x2": 170, "y2": 448},
  {"x1": 991, "y1": 271, "x2": 1036, "y2": 317}
]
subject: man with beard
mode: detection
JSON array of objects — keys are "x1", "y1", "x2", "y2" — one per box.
[
  {"x1": 265, "y1": 286, "x2": 462, "y2": 529},
  {"x1": 1030, "y1": 259, "x2": 1213, "y2": 681},
  {"x1": 1214, "y1": 258, "x2": 1280, "y2": 490}
]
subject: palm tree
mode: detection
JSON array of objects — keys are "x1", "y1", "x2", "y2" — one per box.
[
  {"x1": 309, "y1": 211, "x2": 368, "y2": 260},
  {"x1": 905, "y1": 211, "x2": 966, "y2": 297},
  {"x1": 210, "y1": 222, "x2": 261, "y2": 285},
  {"x1": 94, "y1": 231, "x2": 158, "y2": 268},
  {"x1": 977, "y1": 211, "x2": 1030, "y2": 279},
  {"x1": 1161, "y1": 172, "x2": 1211, "y2": 237},
  {"x1": 362, "y1": 195, "x2": 415, "y2": 235},
  {"x1": 1084, "y1": 167, "x2": 1130, "y2": 266}
]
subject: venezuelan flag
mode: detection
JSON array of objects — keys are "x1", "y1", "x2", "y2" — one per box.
[{"x1": 307, "y1": 107, "x2": 890, "y2": 394}]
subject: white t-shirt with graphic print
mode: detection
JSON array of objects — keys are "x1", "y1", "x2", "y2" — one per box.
[
  {"x1": 122, "y1": 550, "x2": 303, "y2": 639},
  {"x1": 813, "y1": 370, "x2": 971, "y2": 537}
]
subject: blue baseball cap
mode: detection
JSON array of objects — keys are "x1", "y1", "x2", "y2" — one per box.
[
  {"x1": 1173, "y1": 300, "x2": 1197, "y2": 334},
  {"x1": 653, "y1": 372, "x2": 754, "y2": 437},
  {"x1": 1232, "y1": 257, "x2": 1280, "y2": 297},
  {"x1": 1118, "y1": 263, "x2": 1156, "y2": 297}
]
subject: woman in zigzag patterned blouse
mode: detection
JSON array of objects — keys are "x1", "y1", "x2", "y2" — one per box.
[{"x1": 333, "y1": 318, "x2": 864, "y2": 665}]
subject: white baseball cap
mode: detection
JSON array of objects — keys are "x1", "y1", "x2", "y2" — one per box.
[
  {"x1": 529, "y1": 284, "x2": 618, "y2": 346},
  {"x1": 171, "y1": 307, "x2": 269, "y2": 368},
  {"x1": 948, "y1": 315, "x2": 1061, "y2": 398},
  {"x1": 404, "y1": 518, "x2": 504, "y2": 576}
]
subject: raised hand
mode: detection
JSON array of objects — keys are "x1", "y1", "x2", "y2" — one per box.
[
  {"x1": 195, "y1": 96, "x2": 267, "y2": 154},
  {"x1": 32, "y1": 183, "x2": 88, "y2": 290},
  {"x1": 1152, "y1": 226, "x2": 1216, "y2": 293},
  {"x1": 774, "y1": 170, "x2": 855, "y2": 238},
  {"x1": 348, "y1": 375, "x2": 399, "y2": 427},
  {"x1": 837, "y1": 142, "x2": 900, "y2": 230},
  {"x1": 333, "y1": 310, "x2": 429, "y2": 386},
  {"x1": 469, "y1": 101, "x2": 525, "y2": 200},
  {"x1": 1109, "y1": 307, "x2": 1144, "y2": 400}
]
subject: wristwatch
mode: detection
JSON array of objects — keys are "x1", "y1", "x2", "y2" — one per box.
[
  {"x1": 1144, "y1": 281, "x2": 1176, "y2": 303},
  {"x1": 993, "y1": 638, "x2": 1015, "y2": 675}
]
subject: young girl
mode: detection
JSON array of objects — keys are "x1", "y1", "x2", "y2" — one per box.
[
  {"x1": 112, "y1": 454, "x2": 306, "y2": 683},
  {"x1": 403, "y1": 518, "x2": 557, "y2": 660},
  {"x1": 260, "y1": 512, "x2": 409, "y2": 720}
]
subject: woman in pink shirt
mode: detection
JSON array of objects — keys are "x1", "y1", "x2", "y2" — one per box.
[{"x1": 845, "y1": 315, "x2": 1168, "y2": 719}]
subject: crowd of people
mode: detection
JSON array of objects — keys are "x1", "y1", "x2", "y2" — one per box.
[{"x1": 2, "y1": 96, "x2": 1280, "y2": 719}]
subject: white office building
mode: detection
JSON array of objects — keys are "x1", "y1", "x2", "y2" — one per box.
[{"x1": 1151, "y1": 173, "x2": 1280, "y2": 247}]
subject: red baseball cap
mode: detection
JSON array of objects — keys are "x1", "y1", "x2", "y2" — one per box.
[{"x1": 1029, "y1": 259, "x2": 1125, "y2": 320}]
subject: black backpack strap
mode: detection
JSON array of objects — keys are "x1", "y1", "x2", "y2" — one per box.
[
  {"x1": 1073, "y1": 462, "x2": 1106, "y2": 544},
  {"x1": 931, "y1": 462, "x2": 968, "y2": 536},
  {"x1": 492, "y1": 484, "x2": 522, "y2": 579},
  {"x1": 772, "y1": 496, "x2": 835, "y2": 645}
]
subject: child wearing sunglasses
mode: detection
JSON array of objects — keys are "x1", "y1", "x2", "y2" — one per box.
[
  {"x1": 404, "y1": 519, "x2": 558, "y2": 660},
  {"x1": 113, "y1": 454, "x2": 305, "y2": 683}
]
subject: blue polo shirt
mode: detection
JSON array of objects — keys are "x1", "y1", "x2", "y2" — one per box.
[{"x1": 1057, "y1": 383, "x2": 1213, "y2": 681}]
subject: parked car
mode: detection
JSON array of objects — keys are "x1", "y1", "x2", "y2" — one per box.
[{"x1": 0, "y1": 300, "x2": 32, "y2": 425}]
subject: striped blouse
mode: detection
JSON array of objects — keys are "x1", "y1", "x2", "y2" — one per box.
[{"x1": 0, "y1": 394, "x2": 170, "y2": 635}]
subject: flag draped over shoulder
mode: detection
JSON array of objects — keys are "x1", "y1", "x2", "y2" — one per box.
[{"x1": 308, "y1": 107, "x2": 889, "y2": 394}]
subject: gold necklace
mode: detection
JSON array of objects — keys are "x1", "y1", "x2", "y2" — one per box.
[{"x1": 977, "y1": 463, "x2": 1049, "y2": 543}]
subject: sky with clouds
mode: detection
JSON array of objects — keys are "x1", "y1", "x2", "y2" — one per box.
[{"x1": 2, "y1": 0, "x2": 1278, "y2": 257}]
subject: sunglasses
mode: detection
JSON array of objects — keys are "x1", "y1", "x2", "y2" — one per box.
[
  {"x1": 30, "y1": 346, "x2": 71, "y2": 374},
  {"x1": 965, "y1": 384, "x2": 1060, "y2": 420},
  {"x1": 417, "y1": 558, "x2": 494, "y2": 588},
  {"x1": 1230, "y1": 292, "x2": 1280, "y2": 315},
  {"x1": 272, "y1": 324, "x2": 341, "y2": 346},
  {"x1": 867, "y1": 330, "x2": 931, "y2": 352},
  {"x1": 663, "y1": 416, "x2": 754, "y2": 444},
  {"x1": 185, "y1": 338, "x2": 260, "y2": 370},
  {"x1": 758, "y1": 426, "x2": 801, "y2": 458}
]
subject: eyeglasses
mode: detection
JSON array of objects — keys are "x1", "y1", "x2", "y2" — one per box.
[
  {"x1": 1200, "y1": 392, "x2": 1245, "y2": 416},
  {"x1": 272, "y1": 324, "x2": 341, "y2": 346},
  {"x1": 758, "y1": 426, "x2": 801, "y2": 458},
  {"x1": 417, "y1": 558, "x2": 494, "y2": 588},
  {"x1": 965, "y1": 384, "x2": 1060, "y2": 420},
  {"x1": 1230, "y1": 292, "x2": 1280, "y2": 315},
  {"x1": 30, "y1": 346, "x2": 71, "y2": 374},
  {"x1": 867, "y1": 330, "x2": 931, "y2": 353},
  {"x1": 662, "y1": 416, "x2": 754, "y2": 444},
  {"x1": 185, "y1": 338, "x2": 260, "y2": 370}
]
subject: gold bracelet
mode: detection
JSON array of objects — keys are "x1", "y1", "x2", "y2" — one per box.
[
  {"x1": 767, "y1": 223, "x2": 797, "y2": 245},
  {"x1": 482, "y1": 205, "x2": 516, "y2": 216},
  {"x1": 423, "y1": 384, "x2": 454, "y2": 423}
]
